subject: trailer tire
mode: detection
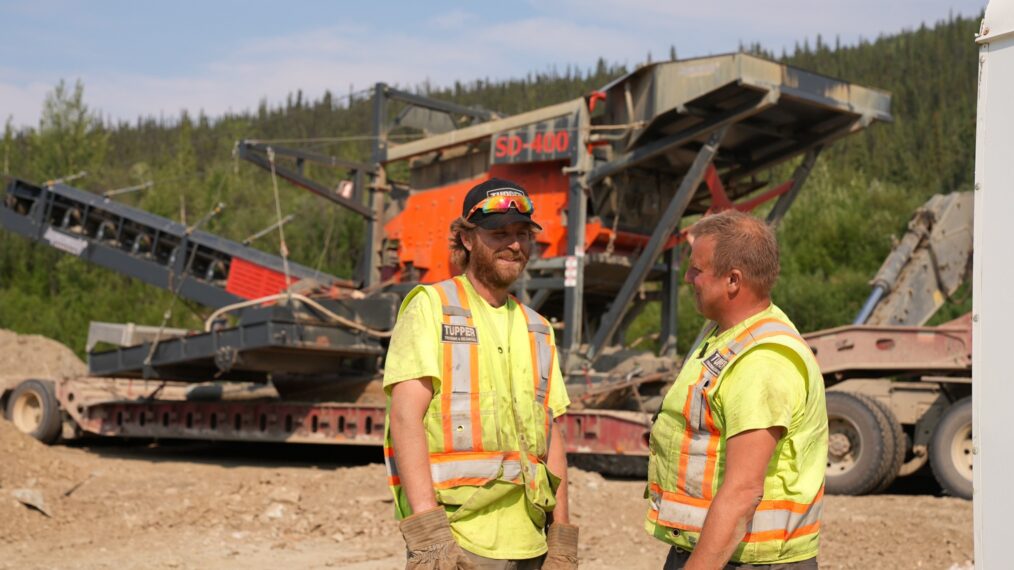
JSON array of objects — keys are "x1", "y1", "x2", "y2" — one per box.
[
  {"x1": 825, "y1": 391, "x2": 896, "y2": 496},
  {"x1": 868, "y1": 397, "x2": 906, "y2": 493},
  {"x1": 929, "y1": 397, "x2": 973, "y2": 500},
  {"x1": 3, "y1": 379, "x2": 62, "y2": 444},
  {"x1": 568, "y1": 453, "x2": 647, "y2": 478}
]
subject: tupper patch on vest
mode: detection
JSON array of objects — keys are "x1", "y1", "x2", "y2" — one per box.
[
  {"x1": 703, "y1": 350, "x2": 730, "y2": 376},
  {"x1": 441, "y1": 323, "x2": 479, "y2": 344}
]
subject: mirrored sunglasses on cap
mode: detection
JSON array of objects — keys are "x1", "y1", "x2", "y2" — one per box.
[{"x1": 466, "y1": 194, "x2": 535, "y2": 220}]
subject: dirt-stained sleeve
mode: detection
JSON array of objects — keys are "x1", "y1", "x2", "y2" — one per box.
[
  {"x1": 382, "y1": 289, "x2": 442, "y2": 393},
  {"x1": 716, "y1": 344, "x2": 807, "y2": 438}
]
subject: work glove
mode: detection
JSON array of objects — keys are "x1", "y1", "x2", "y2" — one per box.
[
  {"x1": 542, "y1": 523, "x2": 579, "y2": 569},
  {"x1": 399, "y1": 507, "x2": 477, "y2": 570}
]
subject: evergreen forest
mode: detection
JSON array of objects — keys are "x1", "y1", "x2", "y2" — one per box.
[{"x1": 0, "y1": 14, "x2": 980, "y2": 359}]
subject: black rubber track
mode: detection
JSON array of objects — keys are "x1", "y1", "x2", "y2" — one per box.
[{"x1": 569, "y1": 453, "x2": 648, "y2": 478}]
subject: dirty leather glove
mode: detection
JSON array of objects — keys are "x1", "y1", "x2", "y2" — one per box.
[
  {"x1": 543, "y1": 523, "x2": 579, "y2": 569},
  {"x1": 399, "y1": 507, "x2": 476, "y2": 570}
]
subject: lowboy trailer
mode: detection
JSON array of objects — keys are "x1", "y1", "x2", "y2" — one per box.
[{"x1": 1, "y1": 53, "x2": 890, "y2": 476}]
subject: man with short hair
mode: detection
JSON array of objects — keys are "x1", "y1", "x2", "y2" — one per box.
[
  {"x1": 645, "y1": 210, "x2": 828, "y2": 569},
  {"x1": 384, "y1": 178, "x2": 578, "y2": 570}
]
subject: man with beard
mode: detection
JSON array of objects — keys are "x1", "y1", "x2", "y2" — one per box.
[
  {"x1": 645, "y1": 210, "x2": 827, "y2": 569},
  {"x1": 383, "y1": 179, "x2": 578, "y2": 570}
]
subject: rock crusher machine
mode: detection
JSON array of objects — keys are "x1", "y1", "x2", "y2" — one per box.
[{"x1": 1, "y1": 53, "x2": 890, "y2": 473}]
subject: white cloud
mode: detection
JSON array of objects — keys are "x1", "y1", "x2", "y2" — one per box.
[
  {"x1": 2, "y1": 15, "x2": 644, "y2": 128},
  {"x1": 426, "y1": 9, "x2": 479, "y2": 30},
  {"x1": 1, "y1": 1, "x2": 987, "y2": 128},
  {"x1": 0, "y1": 65, "x2": 61, "y2": 129},
  {"x1": 553, "y1": 0, "x2": 985, "y2": 50}
]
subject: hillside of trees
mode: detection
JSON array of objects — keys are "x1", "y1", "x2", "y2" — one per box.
[{"x1": 0, "y1": 14, "x2": 979, "y2": 358}]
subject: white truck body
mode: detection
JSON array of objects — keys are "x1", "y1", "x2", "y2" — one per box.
[{"x1": 974, "y1": 1, "x2": 1014, "y2": 566}]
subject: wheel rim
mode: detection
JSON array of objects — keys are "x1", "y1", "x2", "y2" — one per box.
[
  {"x1": 950, "y1": 421, "x2": 973, "y2": 481},
  {"x1": 11, "y1": 390, "x2": 43, "y2": 433},
  {"x1": 827, "y1": 416, "x2": 863, "y2": 475}
]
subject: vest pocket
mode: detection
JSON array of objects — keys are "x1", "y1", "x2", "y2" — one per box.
[
  {"x1": 523, "y1": 462, "x2": 558, "y2": 528},
  {"x1": 430, "y1": 392, "x2": 500, "y2": 451},
  {"x1": 687, "y1": 383, "x2": 709, "y2": 430}
]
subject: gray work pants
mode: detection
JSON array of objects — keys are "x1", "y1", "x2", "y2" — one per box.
[
  {"x1": 663, "y1": 546, "x2": 818, "y2": 570},
  {"x1": 463, "y1": 550, "x2": 546, "y2": 570}
]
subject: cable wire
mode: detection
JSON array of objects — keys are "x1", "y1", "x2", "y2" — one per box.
[
  {"x1": 204, "y1": 293, "x2": 393, "y2": 338},
  {"x1": 266, "y1": 147, "x2": 294, "y2": 299}
]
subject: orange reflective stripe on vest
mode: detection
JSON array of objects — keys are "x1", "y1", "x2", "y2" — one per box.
[
  {"x1": 433, "y1": 278, "x2": 483, "y2": 452},
  {"x1": 675, "y1": 319, "x2": 804, "y2": 499},
  {"x1": 648, "y1": 483, "x2": 823, "y2": 541},
  {"x1": 385, "y1": 445, "x2": 400, "y2": 487},
  {"x1": 386, "y1": 277, "x2": 553, "y2": 495},
  {"x1": 429, "y1": 451, "x2": 541, "y2": 489},
  {"x1": 744, "y1": 486, "x2": 824, "y2": 542},
  {"x1": 649, "y1": 317, "x2": 820, "y2": 542}
]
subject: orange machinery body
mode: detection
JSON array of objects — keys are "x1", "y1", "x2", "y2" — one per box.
[{"x1": 382, "y1": 161, "x2": 659, "y2": 284}]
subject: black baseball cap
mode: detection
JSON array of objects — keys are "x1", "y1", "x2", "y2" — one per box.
[{"x1": 461, "y1": 178, "x2": 543, "y2": 230}]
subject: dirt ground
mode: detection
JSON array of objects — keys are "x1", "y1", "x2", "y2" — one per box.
[
  {"x1": 0, "y1": 330, "x2": 974, "y2": 569},
  {"x1": 0, "y1": 420, "x2": 974, "y2": 570}
]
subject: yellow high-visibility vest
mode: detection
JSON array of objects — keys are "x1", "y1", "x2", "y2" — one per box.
[
  {"x1": 646, "y1": 305, "x2": 828, "y2": 564},
  {"x1": 385, "y1": 276, "x2": 559, "y2": 527}
]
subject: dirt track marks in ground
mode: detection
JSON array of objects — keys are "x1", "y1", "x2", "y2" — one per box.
[{"x1": 0, "y1": 428, "x2": 973, "y2": 570}]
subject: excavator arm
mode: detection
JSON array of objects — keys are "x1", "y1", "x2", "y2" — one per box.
[{"x1": 854, "y1": 192, "x2": 973, "y2": 326}]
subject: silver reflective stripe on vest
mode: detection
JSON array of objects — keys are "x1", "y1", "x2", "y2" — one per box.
[
  {"x1": 431, "y1": 456, "x2": 503, "y2": 486},
  {"x1": 520, "y1": 301, "x2": 554, "y2": 456},
  {"x1": 655, "y1": 497, "x2": 708, "y2": 530},
  {"x1": 519, "y1": 303, "x2": 551, "y2": 401},
  {"x1": 502, "y1": 459, "x2": 523, "y2": 481},
  {"x1": 682, "y1": 431, "x2": 711, "y2": 498},
  {"x1": 429, "y1": 454, "x2": 539, "y2": 487},
  {"x1": 653, "y1": 494, "x2": 822, "y2": 536},
  {"x1": 386, "y1": 451, "x2": 399, "y2": 480},
  {"x1": 747, "y1": 498, "x2": 823, "y2": 535},
  {"x1": 443, "y1": 305, "x2": 471, "y2": 317},
  {"x1": 502, "y1": 458, "x2": 539, "y2": 482},
  {"x1": 435, "y1": 279, "x2": 476, "y2": 452}
]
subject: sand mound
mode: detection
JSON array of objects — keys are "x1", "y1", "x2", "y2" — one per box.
[
  {"x1": 0, "y1": 419, "x2": 90, "y2": 542},
  {"x1": 0, "y1": 419, "x2": 83, "y2": 484},
  {"x1": 0, "y1": 329, "x2": 86, "y2": 385}
]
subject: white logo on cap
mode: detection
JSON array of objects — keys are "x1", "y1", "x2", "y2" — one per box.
[{"x1": 486, "y1": 187, "x2": 525, "y2": 197}]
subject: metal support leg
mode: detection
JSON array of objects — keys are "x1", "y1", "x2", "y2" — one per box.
[
  {"x1": 363, "y1": 82, "x2": 389, "y2": 288},
  {"x1": 587, "y1": 126, "x2": 729, "y2": 363},
  {"x1": 363, "y1": 178, "x2": 386, "y2": 288},
  {"x1": 562, "y1": 176, "x2": 587, "y2": 369},
  {"x1": 529, "y1": 289, "x2": 552, "y2": 312},
  {"x1": 516, "y1": 267, "x2": 531, "y2": 304},
  {"x1": 658, "y1": 245, "x2": 681, "y2": 359},
  {"x1": 687, "y1": 146, "x2": 823, "y2": 351},
  {"x1": 614, "y1": 299, "x2": 649, "y2": 346},
  {"x1": 766, "y1": 146, "x2": 823, "y2": 227},
  {"x1": 169, "y1": 237, "x2": 189, "y2": 288}
]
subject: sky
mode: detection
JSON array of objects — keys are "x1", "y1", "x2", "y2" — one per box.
[{"x1": 0, "y1": 0, "x2": 988, "y2": 129}]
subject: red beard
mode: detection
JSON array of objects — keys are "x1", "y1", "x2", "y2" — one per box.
[{"x1": 471, "y1": 241, "x2": 529, "y2": 290}]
